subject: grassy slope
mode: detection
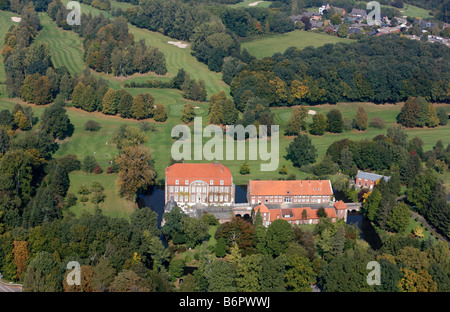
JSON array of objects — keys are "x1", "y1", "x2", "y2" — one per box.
[
  {"x1": 240, "y1": 30, "x2": 354, "y2": 59},
  {"x1": 60, "y1": 0, "x2": 229, "y2": 97},
  {"x1": 227, "y1": 0, "x2": 272, "y2": 8}
]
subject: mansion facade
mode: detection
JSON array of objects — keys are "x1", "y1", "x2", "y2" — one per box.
[{"x1": 165, "y1": 162, "x2": 235, "y2": 207}]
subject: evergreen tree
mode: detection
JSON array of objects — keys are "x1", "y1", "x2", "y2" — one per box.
[
  {"x1": 326, "y1": 109, "x2": 344, "y2": 133},
  {"x1": 101, "y1": 88, "x2": 118, "y2": 115},
  {"x1": 50, "y1": 165, "x2": 70, "y2": 197},
  {"x1": 117, "y1": 91, "x2": 134, "y2": 118}
]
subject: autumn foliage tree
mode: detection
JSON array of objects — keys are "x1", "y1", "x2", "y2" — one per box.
[
  {"x1": 115, "y1": 145, "x2": 156, "y2": 200},
  {"x1": 13, "y1": 240, "x2": 28, "y2": 280}
]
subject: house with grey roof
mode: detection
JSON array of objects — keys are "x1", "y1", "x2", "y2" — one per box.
[{"x1": 355, "y1": 171, "x2": 390, "y2": 189}]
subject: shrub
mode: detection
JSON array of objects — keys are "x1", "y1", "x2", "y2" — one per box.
[
  {"x1": 84, "y1": 120, "x2": 101, "y2": 131},
  {"x1": 370, "y1": 117, "x2": 386, "y2": 129},
  {"x1": 93, "y1": 164, "x2": 103, "y2": 174}
]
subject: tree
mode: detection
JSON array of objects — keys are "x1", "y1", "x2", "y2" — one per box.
[
  {"x1": 309, "y1": 113, "x2": 327, "y2": 135},
  {"x1": 153, "y1": 103, "x2": 167, "y2": 122},
  {"x1": 0, "y1": 127, "x2": 11, "y2": 154},
  {"x1": 101, "y1": 88, "x2": 118, "y2": 115},
  {"x1": 353, "y1": 106, "x2": 368, "y2": 131},
  {"x1": 116, "y1": 90, "x2": 133, "y2": 118},
  {"x1": 50, "y1": 165, "x2": 70, "y2": 197},
  {"x1": 33, "y1": 75, "x2": 53, "y2": 105},
  {"x1": 239, "y1": 161, "x2": 250, "y2": 175},
  {"x1": 206, "y1": 261, "x2": 236, "y2": 292},
  {"x1": 364, "y1": 188, "x2": 382, "y2": 222},
  {"x1": 386, "y1": 202, "x2": 411, "y2": 233},
  {"x1": 330, "y1": 13, "x2": 342, "y2": 25},
  {"x1": 436, "y1": 108, "x2": 448, "y2": 126},
  {"x1": 266, "y1": 219, "x2": 293, "y2": 256},
  {"x1": 131, "y1": 93, "x2": 154, "y2": 120},
  {"x1": 285, "y1": 134, "x2": 317, "y2": 168},
  {"x1": 84, "y1": 120, "x2": 101, "y2": 132},
  {"x1": 326, "y1": 109, "x2": 344, "y2": 133},
  {"x1": 285, "y1": 106, "x2": 308, "y2": 136},
  {"x1": 82, "y1": 155, "x2": 98, "y2": 173},
  {"x1": 23, "y1": 251, "x2": 60, "y2": 292},
  {"x1": 40, "y1": 104, "x2": 73, "y2": 139},
  {"x1": 108, "y1": 270, "x2": 148, "y2": 292},
  {"x1": 169, "y1": 258, "x2": 185, "y2": 280},
  {"x1": 285, "y1": 254, "x2": 316, "y2": 292},
  {"x1": 397, "y1": 97, "x2": 420, "y2": 128},
  {"x1": 71, "y1": 82, "x2": 85, "y2": 108},
  {"x1": 180, "y1": 103, "x2": 196, "y2": 124},
  {"x1": 130, "y1": 206, "x2": 159, "y2": 237},
  {"x1": 115, "y1": 145, "x2": 155, "y2": 200},
  {"x1": 215, "y1": 237, "x2": 227, "y2": 258},
  {"x1": 14, "y1": 110, "x2": 31, "y2": 131},
  {"x1": 337, "y1": 24, "x2": 348, "y2": 38},
  {"x1": 13, "y1": 240, "x2": 28, "y2": 280}
]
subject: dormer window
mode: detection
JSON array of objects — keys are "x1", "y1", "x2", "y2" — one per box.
[
  {"x1": 220, "y1": 180, "x2": 224, "y2": 185},
  {"x1": 185, "y1": 180, "x2": 189, "y2": 185},
  {"x1": 175, "y1": 180, "x2": 179, "y2": 185},
  {"x1": 210, "y1": 180, "x2": 214, "y2": 185}
]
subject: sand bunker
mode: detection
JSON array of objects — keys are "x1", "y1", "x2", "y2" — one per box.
[
  {"x1": 11, "y1": 17, "x2": 21, "y2": 22},
  {"x1": 308, "y1": 110, "x2": 317, "y2": 115},
  {"x1": 168, "y1": 41, "x2": 188, "y2": 49},
  {"x1": 249, "y1": 1, "x2": 263, "y2": 6}
]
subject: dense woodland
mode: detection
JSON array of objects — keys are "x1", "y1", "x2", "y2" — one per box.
[{"x1": 228, "y1": 36, "x2": 450, "y2": 107}]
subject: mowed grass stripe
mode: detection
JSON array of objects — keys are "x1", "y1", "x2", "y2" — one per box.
[{"x1": 35, "y1": 14, "x2": 85, "y2": 75}]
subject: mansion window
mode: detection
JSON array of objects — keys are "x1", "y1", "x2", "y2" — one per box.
[{"x1": 284, "y1": 197, "x2": 291, "y2": 203}]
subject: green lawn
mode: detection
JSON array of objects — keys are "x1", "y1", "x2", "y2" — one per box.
[
  {"x1": 227, "y1": 0, "x2": 272, "y2": 8},
  {"x1": 240, "y1": 30, "x2": 354, "y2": 59},
  {"x1": 67, "y1": 171, "x2": 135, "y2": 220}
]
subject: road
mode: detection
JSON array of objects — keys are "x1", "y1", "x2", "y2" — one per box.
[{"x1": 0, "y1": 278, "x2": 22, "y2": 292}]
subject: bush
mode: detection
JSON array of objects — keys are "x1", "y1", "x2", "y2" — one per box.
[
  {"x1": 84, "y1": 120, "x2": 101, "y2": 131},
  {"x1": 80, "y1": 196, "x2": 89, "y2": 203},
  {"x1": 106, "y1": 166, "x2": 115, "y2": 174},
  {"x1": 78, "y1": 184, "x2": 91, "y2": 195},
  {"x1": 370, "y1": 117, "x2": 386, "y2": 129},
  {"x1": 93, "y1": 164, "x2": 103, "y2": 174}
]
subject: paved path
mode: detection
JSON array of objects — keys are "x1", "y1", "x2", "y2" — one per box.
[
  {"x1": 411, "y1": 212, "x2": 449, "y2": 247},
  {"x1": 0, "y1": 278, "x2": 22, "y2": 292}
]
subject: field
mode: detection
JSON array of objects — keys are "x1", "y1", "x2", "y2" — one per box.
[
  {"x1": 227, "y1": 0, "x2": 272, "y2": 8},
  {"x1": 240, "y1": 30, "x2": 354, "y2": 59},
  {"x1": 0, "y1": 8, "x2": 449, "y2": 218}
]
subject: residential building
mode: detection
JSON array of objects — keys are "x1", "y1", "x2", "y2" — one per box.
[
  {"x1": 253, "y1": 200, "x2": 348, "y2": 227},
  {"x1": 350, "y1": 8, "x2": 367, "y2": 19},
  {"x1": 247, "y1": 179, "x2": 333, "y2": 205},
  {"x1": 165, "y1": 162, "x2": 235, "y2": 207},
  {"x1": 355, "y1": 171, "x2": 390, "y2": 189},
  {"x1": 319, "y1": 3, "x2": 331, "y2": 15}
]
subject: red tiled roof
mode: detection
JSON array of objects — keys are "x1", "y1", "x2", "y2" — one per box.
[
  {"x1": 249, "y1": 180, "x2": 332, "y2": 196},
  {"x1": 333, "y1": 200, "x2": 348, "y2": 210},
  {"x1": 257, "y1": 206, "x2": 337, "y2": 223},
  {"x1": 165, "y1": 162, "x2": 233, "y2": 185}
]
